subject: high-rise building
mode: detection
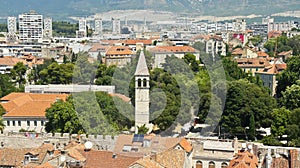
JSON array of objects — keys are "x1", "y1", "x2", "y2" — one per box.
[
  {"x1": 43, "y1": 17, "x2": 52, "y2": 39},
  {"x1": 112, "y1": 18, "x2": 121, "y2": 34},
  {"x1": 77, "y1": 19, "x2": 87, "y2": 38},
  {"x1": 7, "y1": 17, "x2": 17, "y2": 33},
  {"x1": 18, "y1": 10, "x2": 43, "y2": 43},
  {"x1": 94, "y1": 18, "x2": 103, "y2": 36}
]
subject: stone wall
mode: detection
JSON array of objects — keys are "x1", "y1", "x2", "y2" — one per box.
[{"x1": 0, "y1": 132, "x2": 118, "y2": 151}]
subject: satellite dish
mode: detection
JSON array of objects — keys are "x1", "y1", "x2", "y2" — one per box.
[
  {"x1": 248, "y1": 144, "x2": 253, "y2": 150},
  {"x1": 60, "y1": 155, "x2": 66, "y2": 162},
  {"x1": 84, "y1": 141, "x2": 93, "y2": 150}
]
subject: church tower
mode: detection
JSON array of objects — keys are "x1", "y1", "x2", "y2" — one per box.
[{"x1": 135, "y1": 50, "x2": 150, "y2": 128}]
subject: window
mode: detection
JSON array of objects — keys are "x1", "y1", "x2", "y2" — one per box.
[
  {"x1": 221, "y1": 162, "x2": 228, "y2": 168},
  {"x1": 18, "y1": 121, "x2": 21, "y2": 126},
  {"x1": 12, "y1": 121, "x2": 15, "y2": 126},
  {"x1": 138, "y1": 79, "x2": 142, "y2": 87},
  {"x1": 196, "y1": 161, "x2": 203, "y2": 168},
  {"x1": 34, "y1": 121, "x2": 37, "y2": 126},
  {"x1": 143, "y1": 78, "x2": 147, "y2": 87},
  {"x1": 41, "y1": 120, "x2": 44, "y2": 126},
  {"x1": 209, "y1": 161, "x2": 215, "y2": 168},
  {"x1": 27, "y1": 121, "x2": 30, "y2": 126},
  {"x1": 7, "y1": 120, "x2": 10, "y2": 126}
]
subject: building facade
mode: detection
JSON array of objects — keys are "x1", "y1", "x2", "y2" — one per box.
[
  {"x1": 18, "y1": 10, "x2": 43, "y2": 43},
  {"x1": 43, "y1": 17, "x2": 52, "y2": 39}
]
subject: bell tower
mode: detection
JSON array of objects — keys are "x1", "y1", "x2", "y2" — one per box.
[{"x1": 135, "y1": 50, "x2": 150, "y2": 128}]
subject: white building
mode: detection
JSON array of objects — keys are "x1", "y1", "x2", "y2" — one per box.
[
  {"x1": 18, "y1": 10, "x2": 43, "y2": 43},
  {"x1": 112, "y1": 18, "x2": 121, "y2": 34},
  {"x1": 94, "y1": 18, "x2": 103, "y2": 36},
  {"x1": 77, "y1": 19, "x2": 87, "y2": 38},
  {"x1": 1, "y1": 93, "x2": 69, "y2": 133},
  {"x1": 43, "y1": 17, "x2": 52, "y2": 39},
  {"x1": 7, "y1": 17, "x2": 17, "y2": 33}
]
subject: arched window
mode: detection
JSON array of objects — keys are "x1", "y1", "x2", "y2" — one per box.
[
  {"x1": 196, "y1": 160, "x2": 202, "y2": 168},
  {"x1": 138, "y1": 79, "x2": 141, "y2": 87},
  {"x1": 143, "y1": 78, "x2": 147, "y2": 87},
  {"x1": 209, "y1": 161, "x2": 215, "y2": 168},
  {"x1": 221, "y1": 162, "x2": 228, "y2": 168}
]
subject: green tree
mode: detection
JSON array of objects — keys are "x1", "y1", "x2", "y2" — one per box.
[
  {"x1": 281, "y1": 81, "x2": 300, "y2": 110},
  {"x1": 137, "y1": 124, "x2": 149, "y2": 134},
  {"x1": 39, "y1": 62, "x2": 74, "y2": 84},
  {"x1": 271, "y1": 108, "x2": 291, "y2": 138},
  {"x1": 73, "y1": 51, "x2": 98, "y2": 84},
  {"x1": 11, "y1": 62, "x2": 27, "y2": 87},
  {"x1": 182, "y1": 53, "x2": 200, "y2": 72},
  {"x1": 221, "y1": 79, "x2": 276, "y2": 139},
  {"x1": 45, "y1": 97, "x2": 84, "y2": 134},
  {"x1": 0, "y1": 74, "x2": 17, "y2": 97},
  {"x1": 276, "y1": 56, "x2": 300, "y2": 97}
]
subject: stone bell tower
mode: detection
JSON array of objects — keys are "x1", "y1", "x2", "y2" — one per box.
[{"x1": 134, "y1": 50, "x2": 150, "y2": 128}]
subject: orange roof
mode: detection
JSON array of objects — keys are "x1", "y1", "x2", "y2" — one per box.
[
  {"x1": 232, "y1": 48, "x2": 244, "y2": 55},
  {"x1": 89, "y1": 44, "x2": 110, "y2": 52},
  {"x1": 132, "y1": 156, "x2": 163, "y2": 168},
  {"x1": 178, "y1": 138, "x2": 193, "y2": 153},
  {"x1": 106, "y1": 46, "x2": 133, "y2": 55},
  {"x1": 278, "y1": 50, "x2": 293, "y2": 56},
  {"x1": 229, "y1": 150, "x2": 258, "y2": 168},
  {"x1": 0, "y1": 56, "x2": 27, "y2": 66},
  {"x1": 235, "y1": 58, "x2": 271, "y2": 68},
  {"x1": 256, "y1": 63, "x2": 287, "y2": 75},
  {"x1": 122, "y1": 39, "x2": 153, "y2": 45},
  {"x1": 257, "y1": 51, "x2": 269, "y2": 57},
  {"x1": 80, "y1": 150, "x2": 140, "y2": 168},
  {"x1": 149, "y1": 46, "x2": 198, "y2": 53},
  {"x1": 109, "y1": 93, "x2": 131, "y2": 103},
  {"x1": 35, "y1": 162, "x2": 55, "y2": 168},
  {"x1": 1, "y1": 93, "x2": 68, "y2": 118}
]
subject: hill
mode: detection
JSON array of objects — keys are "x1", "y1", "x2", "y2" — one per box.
[{"x1": 0, "y1": 0, "x2": 299, "y2": 20}]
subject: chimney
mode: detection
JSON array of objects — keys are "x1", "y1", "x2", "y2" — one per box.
[{"x1": 112, "y1": 153, "x2": 117, "y2": 159}]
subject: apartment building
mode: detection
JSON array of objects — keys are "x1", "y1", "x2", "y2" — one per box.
[{"x1": 18, "y1": 10, "x2": 43, "y2": 43}]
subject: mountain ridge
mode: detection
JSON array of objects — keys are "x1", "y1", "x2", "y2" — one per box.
[{"x1": 0, "y1": 0, "x2": 299, "y2": 20}]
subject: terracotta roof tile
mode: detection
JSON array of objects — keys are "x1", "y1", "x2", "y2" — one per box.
[
  {"x1": 131, "y1": 156, "x2": 164, "y2": 168},
  {"x1": 149, "y1": 46, "x2": 198, "y2": 53},
  {"x1": 257, "y1": 51, "x2": 269, "y2": 57},
  {"x1": 80, "y1": 150, "x2": 140, "y2": 168},
  {"x1": 106, "y1": 46, "x2": 133, "y2": 55},
  {"x1": 122, "y1": 39, "x2": 153, "y2": 45},
  {"x1": 109, "y1": 93, "x2": 131, "y2": 103},
  {"x1": 178, "y1": 138, "x2": 193, "y2": 153},
  {"x1": 235, "y1": 58, "x2": 271, "y2": 68},
  {"x1": 229, "y1": 150, "x2": 258, "y2": 168},
  {"x1": 1, "y1": 93, "x2": 69, "y2": 118}
]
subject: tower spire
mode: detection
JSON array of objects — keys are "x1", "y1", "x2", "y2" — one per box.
[{"x1": 135, "y1": 50, "x2": 149, "y2": 76}]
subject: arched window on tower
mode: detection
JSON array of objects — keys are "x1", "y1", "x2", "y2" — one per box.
[
  {"x1": 209, "y1": 161, "x2": 215, "y2": 168},
  {"x1": 143, "y1": 78, "x2": 147, "y2": 87},
  {"x1": 221, "y1": 162, "x2": 228, "y2": 168},
  {"x1": 138, "y1": 78, "x2": 142, "y2": 87},
  {"x1": 196, "y1": 160, "x2": 202, "y2": 168}
]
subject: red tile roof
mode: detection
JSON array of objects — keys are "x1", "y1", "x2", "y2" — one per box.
[
  {"x1": 80, "y1": 150, "x2": 140, "y2": 168},
  {"x1": 178, "y1": 138, "x2": 193, "y2": 153},
  {"x1": 0, "y1": 56, "x2": 27, "y2": 66},
  {"x1": 229, "y1": 150, "x2": 258, "y2": 168},
  {"x1": 257, "y1": 51, "x2": 269, "y2": 57},
  {"x1": 149, "y1": 46, "x2": 198, "y2": 53},
  {"x1": 1, "y1": 93, "x2": 69, "y2": 118},
  {"x1": 122, "y1": 39, "x2": 153, "y2": 45},
  {"x1": 235, "y1": 58, "x2": 271, "y2": 68},
  {"x1": 106, "y1": 46, "x2": 133, "y2": 55}
]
